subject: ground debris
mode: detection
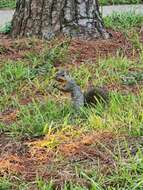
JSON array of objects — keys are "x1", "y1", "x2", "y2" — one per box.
[
  {"x1": 1, "y1": 132, "x2": 142, "y2": 185},
  {"x1": 69, "y1": 30, "x2": 140, "y2": 65},
  {"x1": 0, "y1": 108, "x2": 19, "y2": 125},
  {"x1": 0, "y1": 29, "x2": 142, "y2": 62}
]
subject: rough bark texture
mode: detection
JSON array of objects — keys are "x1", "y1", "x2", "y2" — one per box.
[{"x1": 11, "y1": 0, "x2": 110, "y2": 39}]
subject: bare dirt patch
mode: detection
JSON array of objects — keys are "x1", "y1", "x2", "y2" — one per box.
[
  {"x1": 0, "y1": 132, "x2": 142, "y2": 187},
  {"x1": 0, "y1": 133, "x2": 115, "y2": 184},
  {"x1": 0, "y1": 108, "x2": 19, "y2": 125},
  {"x1": 0, "y1": 34, "x2": 45, "y2": 60},
  {"x1": 68, "y1": 30, "x2": 143, "y2": 65},
  {"x1": 107, "y1": 82, "x2": 143, "y2": 95}
]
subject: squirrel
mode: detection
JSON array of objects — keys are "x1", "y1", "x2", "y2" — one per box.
[{"x1": 54, "y1": 70, "x2": 109, "y2": 109}]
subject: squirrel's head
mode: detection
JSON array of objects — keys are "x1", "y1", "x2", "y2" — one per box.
[
  {"x1": 55, "y1": 70, "x2": 71, "y2": 83},
  {"x1": 55, "y1": 70, "x2": 77, "y2": 92}
]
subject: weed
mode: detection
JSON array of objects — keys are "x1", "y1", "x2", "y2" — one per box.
[
  {"x1": 90, "y1": 56, "x2": 132, "y2": 86},
  {"x1": 103, "y1": 151, "x2": 143, "y2": 189},
  {"x1": 37, "y1": 178, "x2": 54, "y2": 190},
  {"x1": 100, "y1": 0, "x2": 142, "y2": 5},
  {"x1": 0, "y1": 0, "x2": 16, "y2": 8},
  {"x1": 121, "y1": 71, "x2": 143, "y2": 85},
  {"x1": 104, "y1": 11, "x2": 143, "y2": 30},
  {"x1": 0, "y1": 44, "x2": 8, "y2": 54},
  {"x1": 0, "y1": 22, "x2": 12, "y2": 34},
  {"x1": 0, "y1": 177, "x2": 12, "y2": 190}
]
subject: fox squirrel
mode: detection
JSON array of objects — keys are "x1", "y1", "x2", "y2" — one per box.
[{"x1": 55, "y1": 70, "x2": 109, "y2": 109}]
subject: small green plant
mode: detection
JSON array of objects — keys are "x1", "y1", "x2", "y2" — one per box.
[
  {"x1": 0, "y1": 178, "x2": 12, "y2": 190},
  {"x1": 103, "y1": 151, "x2": 143, "y2": 189},
  {"x1": 37, "y1": 178, "x2": 54, "y2": 190},
  {"x1": 93, "y1": 56, "x2": 132, "y2": 86},
  {"x1": 0, "y1": 0, "x2": 16, "y2": 8},
  {"x1": 128, "y1": 31, "x2": 143, "y2": 50},
  {"x1": 0, "y1": 44, "x2": 8, "y2": 54},
  {"x1": 121, "y1": 71, "x2": 143, "y2": 85},
  {"x1": 104, "y1": 11, "x2": 143, "y2": 30},
  {"x1": 24, "y1": 40, "x2": 69, "y2": 79},
  {"x1": 0, "y1": 22, "x2": 12, "y2": 34},
  {"x1": 100, "y1": 0, "x2": 141, "y2": 5}
]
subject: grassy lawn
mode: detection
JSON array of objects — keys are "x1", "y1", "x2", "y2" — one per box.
[
  {"x1": 104, "y1": 11, "x2": 143, "y2": 29},
  {"x1": 0, "y1": 12, "x2": 143, "y2": 189},
  {"x1": 0, "y1": 0, "x2": 15, "y2": 9},
  {"x1": 0, "y1": 0, "x2": 142, "y2": 9},
  {"x1": 100, "y1": 0, "x2": 143, "y2": 5}
]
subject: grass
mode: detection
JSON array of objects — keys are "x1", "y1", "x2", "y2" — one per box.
[
  {"x1": 0, "y1": 22, "x2": 12, "y2": 34},
  {"x1": 104, "y1": 11, "x2": 143, "y2": 30},
  {"x1": 1, "y1": 53, "x2": 142, "y2": 137},
  {"x1": 0, "y1": 177, "x2": 12, "y2": 190},
  {"x1": 100, "y1": 0, "x2": 142, "y2": 5},
  {"x1": 0, "y1": 41, "x2": 143, "y2": 188},
  {"x1": 0, "y1": 0, "x2": 16, "y2": 9},
  {"x1": 0, "y1": 12, "x2": 143, "y2": 190},
  {"x1": 2, "y1": 149, "x2": 143, "y2": 189}
]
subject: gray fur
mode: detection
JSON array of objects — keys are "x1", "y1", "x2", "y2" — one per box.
[
  {"x1": 55, "y1": 70, "x2": 109, "y2": 109},
  {"x1": 55, "y1": 70, "x2": 84, "y2": 109}
]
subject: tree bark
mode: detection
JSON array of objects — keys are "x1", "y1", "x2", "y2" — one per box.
[{"x1": 11, "y1": 0, "x2": 110, "y2": 40}]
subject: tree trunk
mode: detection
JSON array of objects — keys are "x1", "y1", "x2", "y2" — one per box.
[{"x1": 11, "y1": 0, "x2": 110, "y2": 40}]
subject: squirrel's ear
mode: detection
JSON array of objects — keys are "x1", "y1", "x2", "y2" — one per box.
[{"x1": 56, "y1": 69, "x2": 64, "y2": 75}]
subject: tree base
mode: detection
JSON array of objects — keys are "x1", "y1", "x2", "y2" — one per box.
[
  {"x1": 62, "y1": 25, "x2": 111, "y2": 40},
  {"x1": 11, "y1": 0, "x2": 111, "y2": 40},
  {"x1": 38, "y1": 22, "x2": 111, "y2": 40}
]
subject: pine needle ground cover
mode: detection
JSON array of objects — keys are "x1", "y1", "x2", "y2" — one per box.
[{"x1": 0, "y1": 13, "x2": 143, "y2": 189}]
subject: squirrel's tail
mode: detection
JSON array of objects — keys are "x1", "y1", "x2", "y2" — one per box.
[{"x1": 84, "y1": 87, "x2": 109, "y2": 106}]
